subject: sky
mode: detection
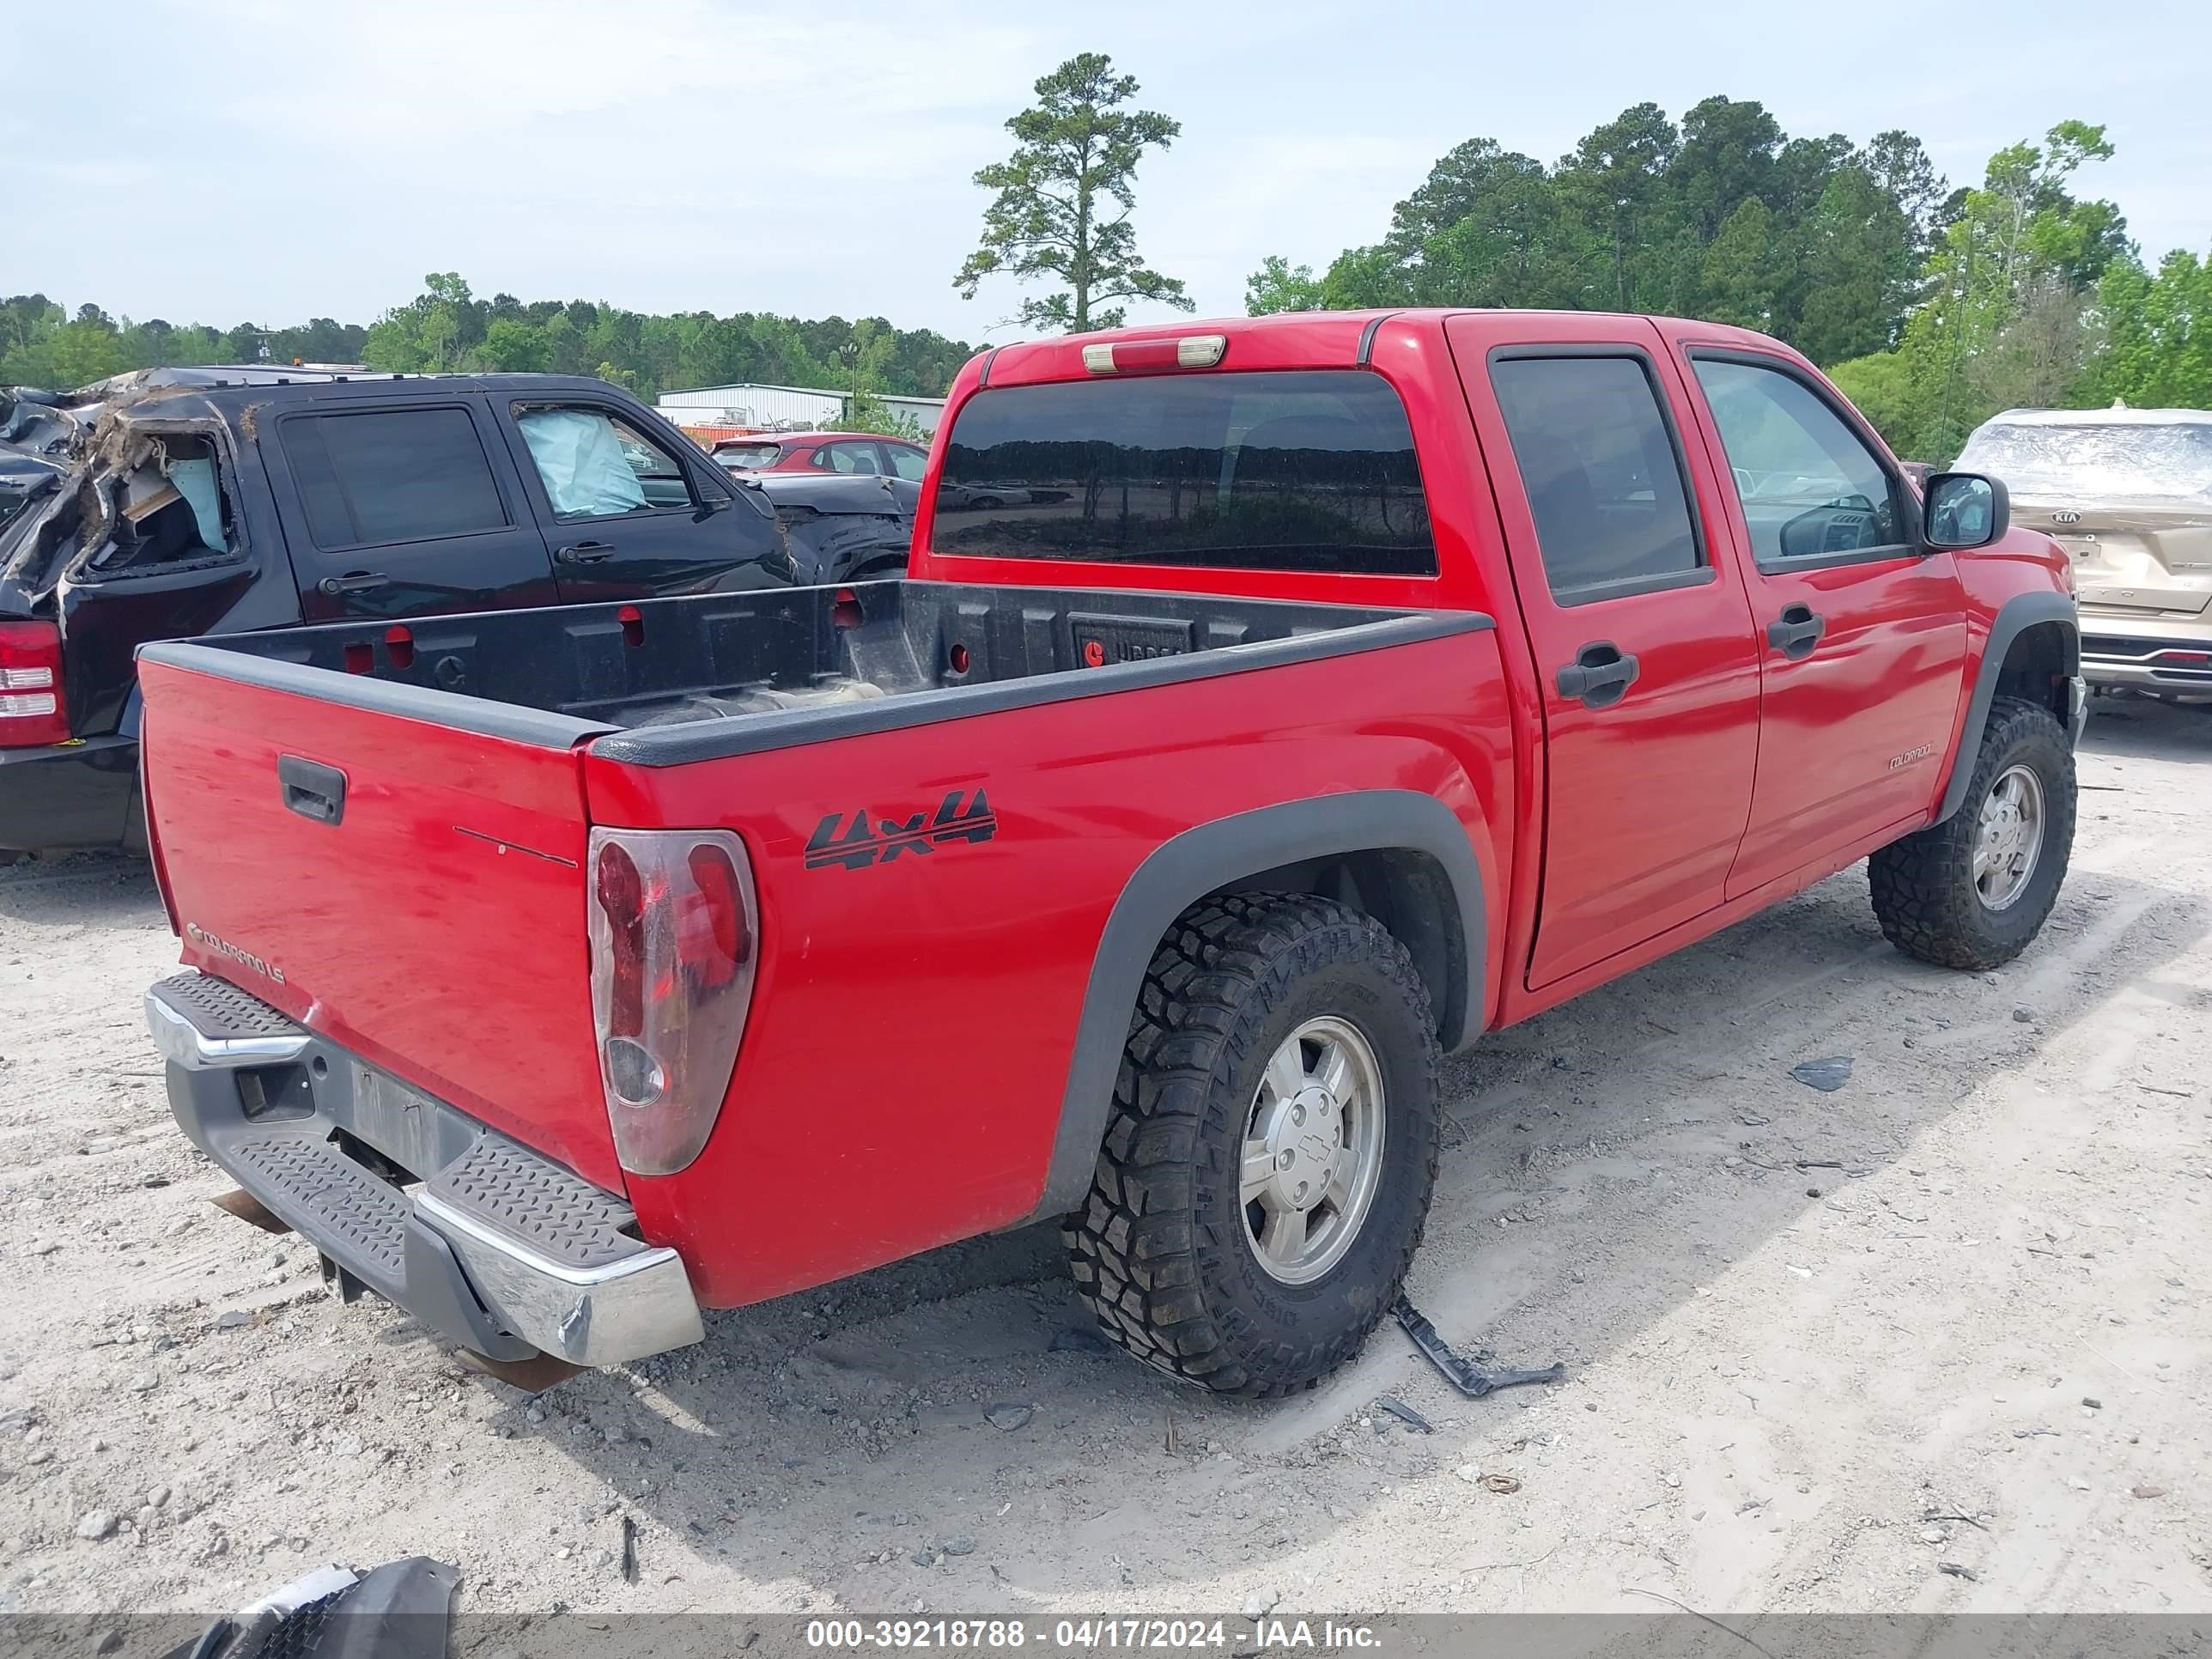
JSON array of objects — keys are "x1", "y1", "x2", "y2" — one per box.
[{"x1": 9, "y1": 0, "x2": 2209, "y2": 364}]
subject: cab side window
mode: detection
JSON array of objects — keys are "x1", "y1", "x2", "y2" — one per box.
[
  {"x1": 1692, "y1": 358, "x2": 1902, "y2": 563},
  {"x1": 1490, "y1": 355, "x2": 1704, "y2": 603}
]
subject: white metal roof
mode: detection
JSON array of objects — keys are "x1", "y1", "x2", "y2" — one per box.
[{"x1": 658, "y1": 381, "x2": 945, "y2": 407}]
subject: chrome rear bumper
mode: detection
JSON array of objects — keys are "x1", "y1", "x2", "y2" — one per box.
[{"x1": 143, "y1": 971, "x2": 702, "y2": 1367}]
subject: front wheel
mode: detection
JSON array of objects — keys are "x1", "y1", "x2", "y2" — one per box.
[
  {"x1": 1869, "y1": 696, "x2": 2076, "y2": 970},
  {"x1": 1065, "y1": 894, "x2": 1441, "y2": 1397}
]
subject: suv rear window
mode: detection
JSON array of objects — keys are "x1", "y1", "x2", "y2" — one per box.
[{"x1": 932, "y1": 369, "x2": 1434, "y2": 574}]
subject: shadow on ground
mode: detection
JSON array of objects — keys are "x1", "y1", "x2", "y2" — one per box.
[{"x1": 424, "y1": 697, "x2": 2208, "y2": 1604}]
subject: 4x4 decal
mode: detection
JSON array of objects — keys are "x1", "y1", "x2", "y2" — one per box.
[{"x1": 805, "y1": 789, "x2": 997, "y2": 872}]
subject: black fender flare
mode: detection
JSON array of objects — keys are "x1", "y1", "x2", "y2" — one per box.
[
  {"x1": 1934, "y1": 591, "x2": 2080, "y2": 823},
  {"x1": 1020, "y1": 789, "x2": 1487, "y2": 1224}
]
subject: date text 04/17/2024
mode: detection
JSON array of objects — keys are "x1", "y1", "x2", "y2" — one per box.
[{"x1": 803, "y1": 1618, "x2": 1384, "y2": 1650}]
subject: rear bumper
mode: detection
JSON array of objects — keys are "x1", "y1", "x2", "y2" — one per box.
[
  {"x1": 2081, "y1": 630, "x2": 2212, "y2": 697},
  {"x1": 145, "y1": 971, "x2": 702, "y2": 1367},
  {"x1": 0, "y1": 735, "x2": 137, "y2": 854}
]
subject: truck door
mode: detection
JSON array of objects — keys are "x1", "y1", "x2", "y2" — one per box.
[
  {"x1": 265, "y1": 398, "x2": 561, "y2": 622},
  {"x1": 1447, "y1": 315, "x2": 1763, "y2": 988},
  {"x1": 1664, "y1": 344, "x2": 1969, "y2": 898},
  {"x1": 498, "y1": 398, "x2": 790, "y2": 601}
]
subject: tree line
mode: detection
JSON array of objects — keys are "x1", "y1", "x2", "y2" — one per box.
[
  {"x1": 0, "y1": 276, "x2": 976, "y2": 408},
  {"x1": 9, "y1": 70, "x2": 2209, "y2": 465},
  {"x1": 1245, "y1": 102, "x2": 2208, "y2": 460}
]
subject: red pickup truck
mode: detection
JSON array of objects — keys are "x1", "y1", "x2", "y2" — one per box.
[{"x1": 137, "y1": 310, "x2": 2082, "y2": 1398}]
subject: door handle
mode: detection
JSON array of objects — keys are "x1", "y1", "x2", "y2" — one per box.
[
  {"x1": 1766, "y1": 603, "x2": 1826, "y2": 659},
  {"x1": 1555, "y1": 641, "x2": 1641, "y2": 708},
  {"x1": 317, "y1": 572, "x2": 388, "y2": 596},
  {"x1": 277, "y1": 755, "x2": 347, "y2": 826},
  {"x1": 556, "y1": 541, "x2": 616, "y2": 565}
]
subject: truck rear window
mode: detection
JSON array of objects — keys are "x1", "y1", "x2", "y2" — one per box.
[{"x1": 932, "y1": 369, "x2": 1435, "y2": 575}]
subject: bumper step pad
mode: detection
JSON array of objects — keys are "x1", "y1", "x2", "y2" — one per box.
[
  {"x1": 227, "y1": 1129, "x2": 412, "y2": 1294},
  {"x1": 148, "y1": 970, "x2": 703, "y2": 1366},
  {"x1": 427, "y1": 1134, "x2": 639, "y2": 1273}
]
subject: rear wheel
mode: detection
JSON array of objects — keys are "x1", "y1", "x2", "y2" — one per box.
[
  {"x1": 1869, "y1": 696, "x2": 2075, "y2": 970},
  {"x1": 1065, "y1": 894, "x2": 1441, "y2": 1396}
]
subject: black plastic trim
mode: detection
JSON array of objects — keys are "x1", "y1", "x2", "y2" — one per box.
[
  {"x1": 1357, "y1": 313, "x2": 1403, "y2": 366},
  {"x1": 0, "y1": 735, "x2": 140, "y2": 854},
  {"x1": 1552, "y1": 565, "x2": 1719, "y2": 608},
  {"x1": 1754, "y1": 542, "x2": 1923, "y2": 574},
  {"x1": 976, "y1": 346, "x2": 1003, "y2": 388},
  {"x1": 591, "y1": 611, "x2": 1495, "y2": 768},
  {"x1": 137, "y1": 638, "x2": 616, "y2": 750},
  {"x1": 1934, "y1": 590, "x2": 2081, "y2": 823},
  {"x1": 1019, "y1": 789, "x2": 1488, "y2": 1224}
]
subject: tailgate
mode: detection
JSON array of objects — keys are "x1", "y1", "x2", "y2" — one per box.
[{"x1": 137, "y1": 648, "x2": 623, "y2": 1192}]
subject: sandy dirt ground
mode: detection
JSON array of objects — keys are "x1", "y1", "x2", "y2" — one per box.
[{"x1": 0, "y1": 701, "x2": 2206, "y2": 1621}]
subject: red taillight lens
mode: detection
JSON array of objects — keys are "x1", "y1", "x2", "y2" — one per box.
[
  {"x1": 593, "y1": 840, "x2": 647, "y2": 1037},
  {"x1": 0, "y1": 620, "x2": 69, "y2": 748},
  {"x1": 586, "y1": 828, "x2": 758, "y2": 1176}
]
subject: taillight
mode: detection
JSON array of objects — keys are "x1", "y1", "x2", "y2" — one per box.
[
  {"x1": 586, "y1": 828, "x2": 758, "y2": 1176},
  {"x1": 0, "y1": 620, "x2": 69, "y2": 748}
]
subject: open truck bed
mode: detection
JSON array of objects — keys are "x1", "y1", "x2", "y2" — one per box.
[{"x1": 136, "y1": 579, "x2": 1498, "y2": 1368}]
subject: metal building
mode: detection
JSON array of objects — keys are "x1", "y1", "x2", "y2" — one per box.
[{"x1": 655, "y1": 382, "x2": 946, "y2": 436}]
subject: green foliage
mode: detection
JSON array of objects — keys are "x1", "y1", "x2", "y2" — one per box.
[
  {"x1": 1, "y1": 294, "x2": 369, "y2": 390},
  {"x1": 3, "y1": 278, "x2": 970, "y2": 404},
  {"x1": 1880, "y1": 123, "x2": 2134, "y2": 459},
  {"x1": 1243, "y1": 256, "x2": 1325, "y2": 316},
  {"x1": 1249, "y1": 96, "x2": 1939, "y2": 361},
  {"x1": 2090, "y1": 248, "x2": 2212, "y2": 409},
  {"x1": 839, "y1": 392, "x2": 930, "y2": 441},
  {"x1": 1254, "y1": 106, "x2": 2182, "y2": 468},
  {"x1": 956, "y1": 52, "x2": 1193, "y2": 333}
]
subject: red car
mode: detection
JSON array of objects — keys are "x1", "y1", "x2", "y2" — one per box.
[
  {"x1": 712, "y1": 431, "x2": 929, "y2": 483},
  {"x1": 138, "y1": 309, "x2": 2081, "y2": 1398}
]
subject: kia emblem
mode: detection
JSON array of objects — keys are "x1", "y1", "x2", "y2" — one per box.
[{"x1": 2052, "y1": 509, "x2": 2081, "y2": 525}]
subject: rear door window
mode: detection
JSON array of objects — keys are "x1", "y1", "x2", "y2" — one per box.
[
  {"x1": 1489, "y1": 356, "x2": 1704, "y2": 602},
  {"x1": 931, "y1": 369, "x2": 1435, "y2": 574},
  {"x1": 279, "y1": 407, "x2": 510, "y2": 549}
]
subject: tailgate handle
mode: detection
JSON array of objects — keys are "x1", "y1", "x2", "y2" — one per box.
[{"x1": 277, "y1": 755, "x2": 348, "y2": 826}]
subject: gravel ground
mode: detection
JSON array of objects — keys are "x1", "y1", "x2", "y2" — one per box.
[{"x1": 0, "y1": 700, "x2": 2206, "y2": 1618}]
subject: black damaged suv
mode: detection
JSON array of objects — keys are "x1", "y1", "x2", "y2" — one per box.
[{"x1": 0, "y1": 368, "x2": 913, "y2": 859}]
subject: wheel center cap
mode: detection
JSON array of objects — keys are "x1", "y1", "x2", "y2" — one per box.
[{"x1": 1262, "y1": 1086, "x2": 1343, "y2": 1212}]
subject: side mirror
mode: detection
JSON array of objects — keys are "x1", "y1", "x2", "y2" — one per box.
[{"x1": 1923, "y1": 471, "x2": 2009, "y2": 551}]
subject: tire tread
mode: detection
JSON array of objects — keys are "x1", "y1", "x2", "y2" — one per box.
[{"x1": 1062, "y1": 894, "x2": 1440, "y2": 1398}]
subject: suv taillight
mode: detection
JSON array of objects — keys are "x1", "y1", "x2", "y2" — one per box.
[
  {"x1": 0, "y1": 621, "x2": 68, "y2": 748},
  {"x1": 586, "y1": 827, "x2": 758, "y2": 1176}
]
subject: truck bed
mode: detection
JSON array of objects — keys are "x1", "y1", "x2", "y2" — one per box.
[
  {"x1": 135, "y1": 580, "x2": 1494, "y2": 1215},
  {"x1": 138, "y1": 580, "x2": 1472, "y2": 765}
]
